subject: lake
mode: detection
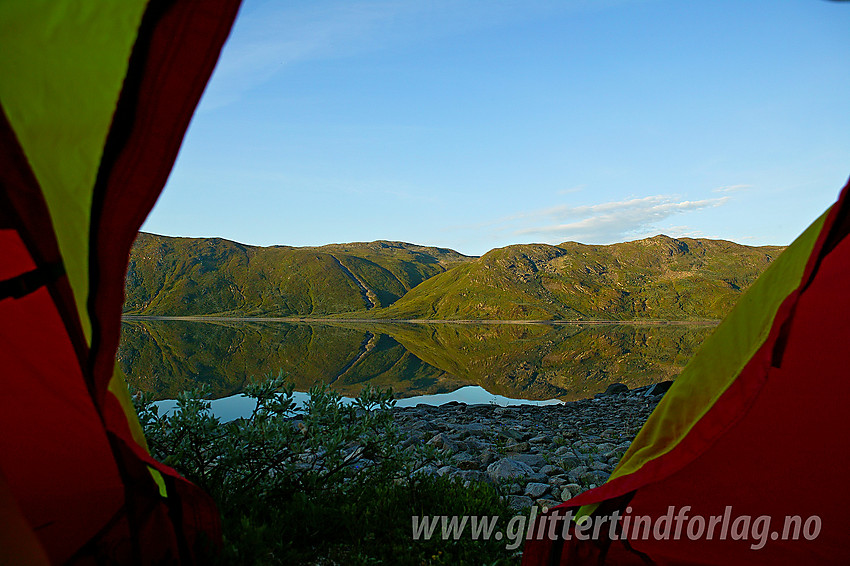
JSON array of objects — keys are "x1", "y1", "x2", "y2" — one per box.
[{"x1": 118, "y1": 318, "x2": 716, "y2": 403}]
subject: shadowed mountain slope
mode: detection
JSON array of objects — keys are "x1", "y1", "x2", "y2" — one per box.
[{"x1": 124, "y1": 232, "x2": 472, "y2": 316}]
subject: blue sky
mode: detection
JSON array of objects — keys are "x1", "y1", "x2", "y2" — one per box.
[{"x1": 142, "y1": 0, "x2": 850, "y2": 256}]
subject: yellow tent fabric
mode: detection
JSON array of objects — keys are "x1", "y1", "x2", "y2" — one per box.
[{"x1": 0, "y1": 1, "x2": 241, "y2": 563}]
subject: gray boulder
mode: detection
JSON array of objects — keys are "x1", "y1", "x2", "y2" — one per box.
[
  {"x1": 426, "y1": 432, "x2": 457, "y2": 451},
  {"x1": 645, "y1": 380, "x2": 674, "y2": 397},
  {"x1": 556, "y1": 454, "x2": 581, "y2": 468},
  {"x1": 540, "y1": 464, "x2": 563, "y2": 476},
  {"x1": 479, "y1": 449, "x2": 498, "y2": 467},
  {"x1": 506, "y1": 495, "x2": 534, "y2": 511},
  {"x1": 453, "y1": 452, "x2": 481, "y2": 471},
  {"x1": 510, "y1": 453, "x2": 546, "y2": 468},
  {"x1": 487, "y1": 458, "x2": 534, "y2": 482},
  {"x1": 598, "y1": 383, "x2": 629, "y2": 397},
  {"x1": 580, "y1": 470, "x2": 609, "y2": 485},
  {"x1": 524, "y1": 482, "x2": 550, "y2": 498},
  {"x1": 560, "y1": 483, "x2": 583, "y2": 501},
  {"x1": 567, "y1": 466, "x2": 589, "y2": 483}
]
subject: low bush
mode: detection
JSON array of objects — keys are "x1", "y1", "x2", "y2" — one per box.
[{"x1": 133, "y1": 374, "x2": 519, "y2": 565}]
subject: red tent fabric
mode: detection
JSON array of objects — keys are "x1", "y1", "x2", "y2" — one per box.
[
  {"x1": 0, "y1": 2, "x2": 241, "y2": 563},
  {"x1": 522, "y1": 177, "x2": 850, "y2": 565}
]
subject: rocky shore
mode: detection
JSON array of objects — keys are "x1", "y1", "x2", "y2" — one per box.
[{"x1": 392, "y1": 381, "x2": 672, "y2": 511}]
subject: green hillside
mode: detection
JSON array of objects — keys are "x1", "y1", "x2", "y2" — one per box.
[
  {"x1": 124, "y1": 233, "x2": 471, "y2": 316},
  {"x1": 125, "y1": 233, "x2": 783, "y2": 320},
  {"x1": 374, "y1": 236, "x2": 785, "y2": 321}
]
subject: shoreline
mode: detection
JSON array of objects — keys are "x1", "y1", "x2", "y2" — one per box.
[
  {"x1": 390, "y1": 382, "x2": 668, "y2": 511},
  {"x1": 122, "y1": 314, "x2": 720, "y2": 326}
]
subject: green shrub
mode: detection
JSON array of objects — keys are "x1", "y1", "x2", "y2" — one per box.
[{"x1": 133, "y1": 374, "x2": 519, "y2": 565}]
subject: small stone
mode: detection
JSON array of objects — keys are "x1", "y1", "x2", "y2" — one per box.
[
  {"x1": 487, "y1": 458, "x2": 535, "y2": 482},
  {"x1": 506, "y1": 495, "x2": 534, "y2": 511},
  {"x1": 554, "y1": 446, "x2": 572, "y2": 456},
  {"x1": 559, "y1": 483, "x2": 582, "y2": 501},
  {"x1": 580, "y1": 470, "x2": 609, "y2": 485},
  {"x1": 557, "y1": 455, "x2": 581, "y2": 468},
  {"x1": 451, "y1": 422, "x2": 490, "y2": 437},
  {"x1": 454, "y1": 453, "x2": 481, "y2": 471},
  {"x1": 645, "y1": 380, "x2": 674, "y2": 397},
  {"x1": 479, "y1": 450, "x2": 498, "y2": 467},
  {"x1": 506, "y1": 441, "x2": 531, "y2": 453},
  {"x1": 540, "y1": 464, "x2": 562, "y2": 476},
  {"x1": 528, "y1": 472, "x2": 550, "y2": 483},
  {"x1": 500, "y1": 429, "x2": 526, "y2": 442},
  {"x1": 426, "y1": 432, "x2": 456, "y2": 451},
  {"x1": 510, "y1": 453, "x2": 546, "y2": 469},
  {"x1": 524, "y1": 482, "x2": 549, "y2": 498},
  {"x1": 464, "y1": 437, "x2": 487, "y2": 453},
  {"x1": 603, "y1": 383, "x2": 629, "y2": 396},
  {"x1": 567, "y1": 466, "x2": 588, "y2": 483}
]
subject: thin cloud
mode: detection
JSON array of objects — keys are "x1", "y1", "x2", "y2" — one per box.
[
  {"x1": 199, "y1": 0, "x2": 649, "y2": 110},
  {"x1": 658, "y1": 225, "x2": 706, "y2": 239},
  {"x1": 557, "y1": 185, "x2": 585, "y2": 195},
  {"x1": 712, "y1": 184, "x2": 751, "y2": 193},
  {"x1": 509, "y1": 195, "x2": 730, "y2": 244}
]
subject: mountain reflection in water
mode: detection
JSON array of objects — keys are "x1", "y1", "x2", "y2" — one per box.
[{"x1": 118, "y1": 319, "x2": 715, "y2": 402}]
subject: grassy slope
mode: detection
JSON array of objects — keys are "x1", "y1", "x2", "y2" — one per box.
[
  {"x1": 124, "y1": 233, "x2": 471, "y2": 316},
  {"x1": 125, "y1": 233, "x2": 784, "y2": 321},
  {"x1": 374, "y1": 236, "x2": 785, "y2": 321}
]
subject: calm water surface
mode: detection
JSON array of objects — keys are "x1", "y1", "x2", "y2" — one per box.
[{"x1": 118, "y1": 319, "x2": 716, "y2": 402}]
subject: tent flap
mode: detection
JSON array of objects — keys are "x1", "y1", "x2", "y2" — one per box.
[
  {"x1": 523, "y1": 177, "x2": 850, "y2": 565},
  {"x1": 0, "y1": 1, "x2": 241, "y2": 563}
]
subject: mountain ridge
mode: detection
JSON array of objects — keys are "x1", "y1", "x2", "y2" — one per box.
[
  {"x1": 370, "y1": 235, "x2": 784, "y2": 321},
  {"x1": 124, "y1": 232, "x2": 784, "y2": 321},
  {"x1": 124, "y1": 232, "x2": 472, "y2": 316}
]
